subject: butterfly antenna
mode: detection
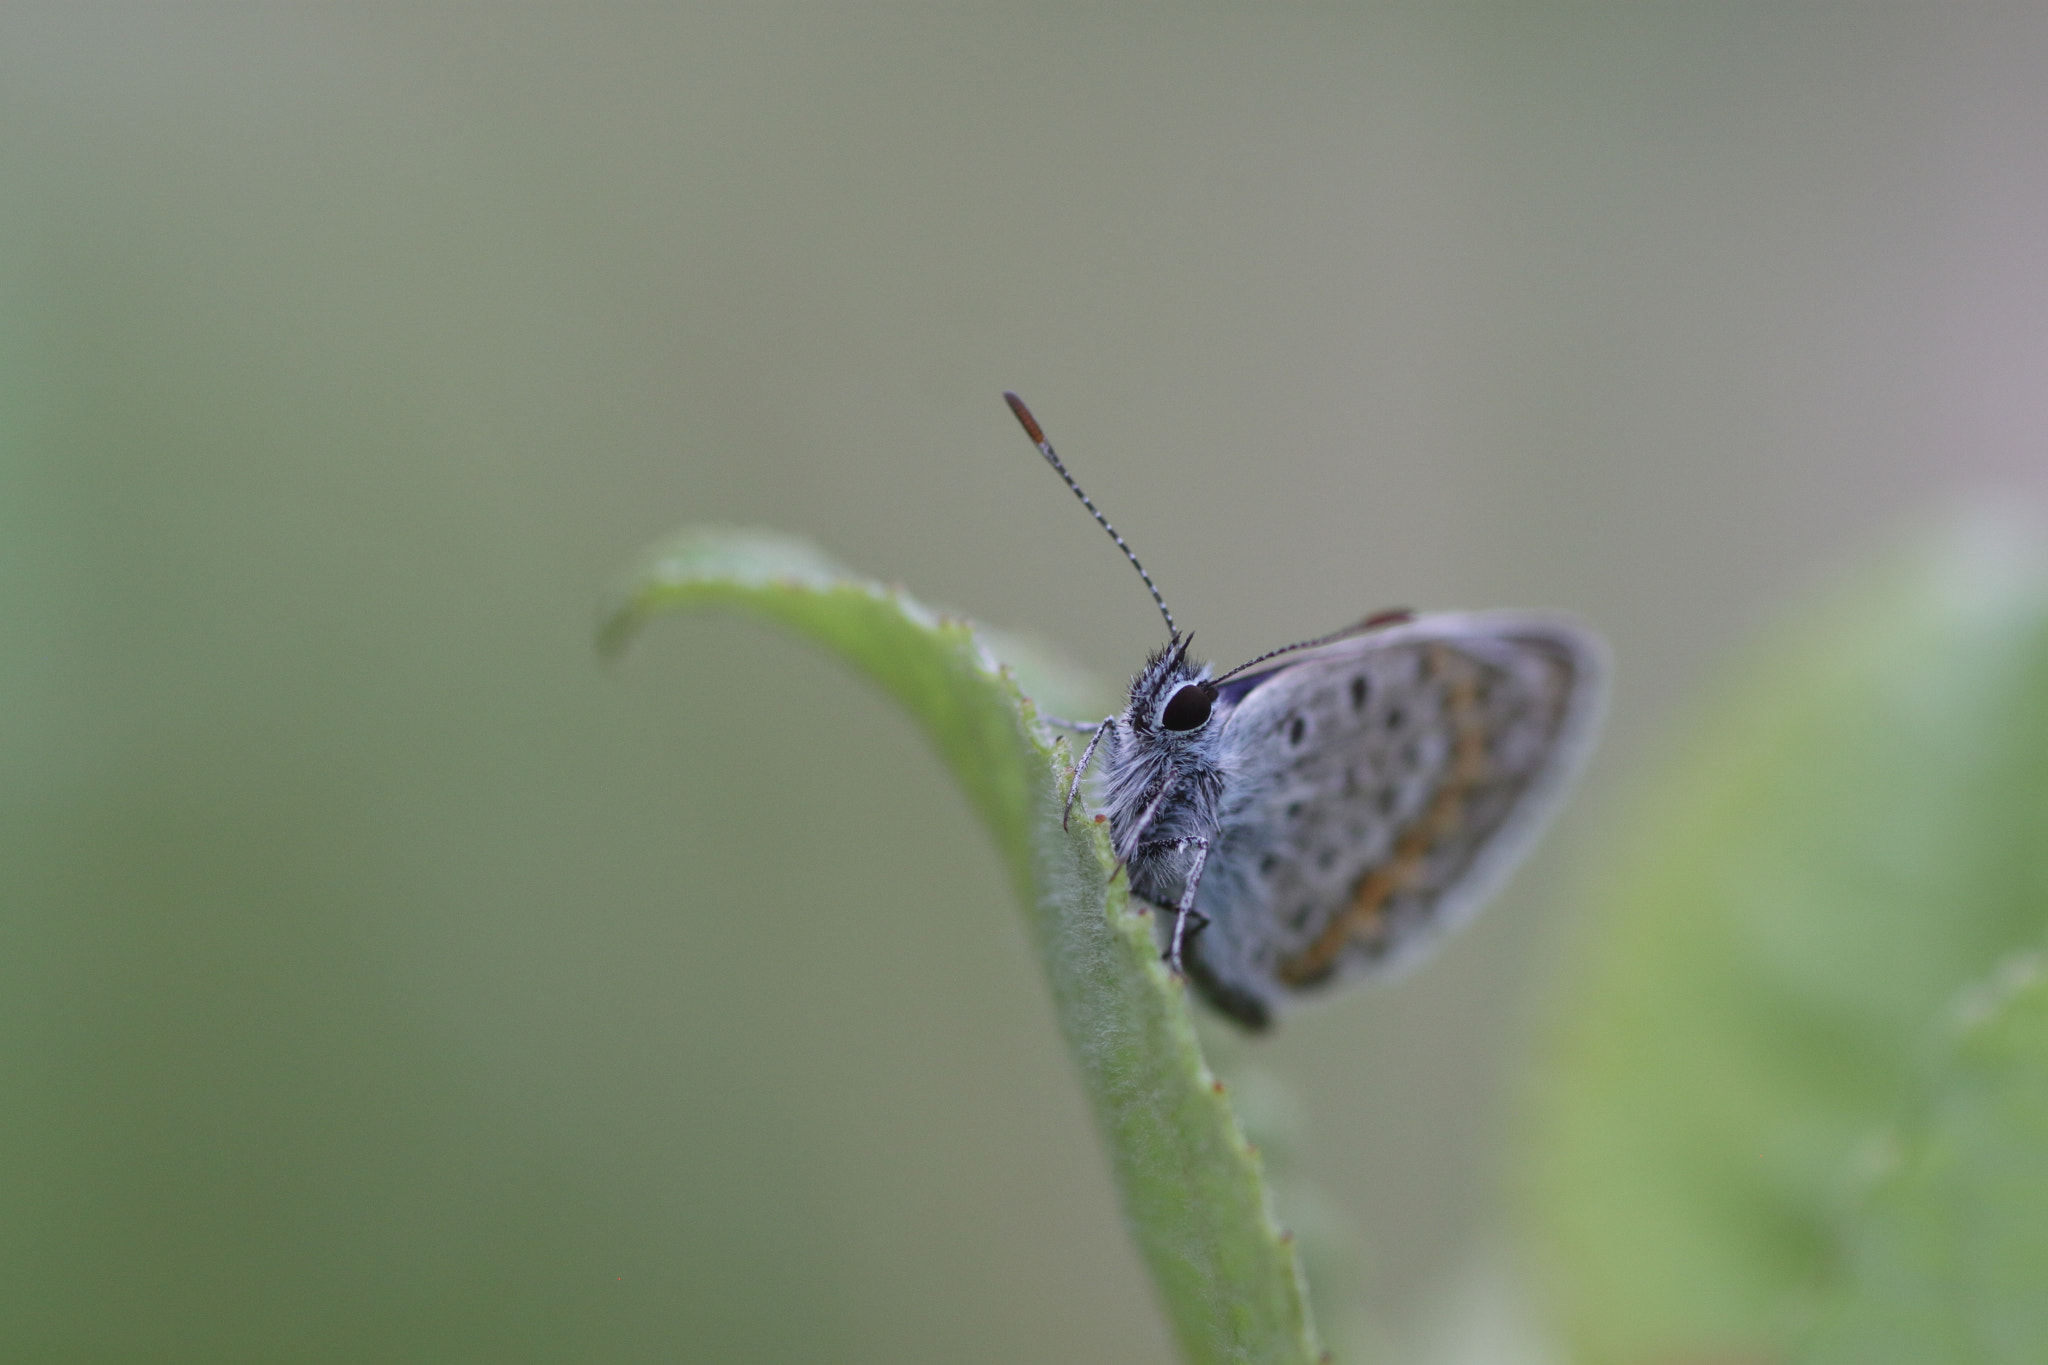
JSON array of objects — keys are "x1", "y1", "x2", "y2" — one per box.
[
  {"x1": 1004, "y1": 391, "x2": 1178, "y2": 639},
  {"x1": 1212, "y1": 609, "x2": 1415, "y2": 686}
]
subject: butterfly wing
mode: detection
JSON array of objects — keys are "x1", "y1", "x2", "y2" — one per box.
[{"x1": 1184, "y1": 613, "x2": 1606, "y2": 1028}]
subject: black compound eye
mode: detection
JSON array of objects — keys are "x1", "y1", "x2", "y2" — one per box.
[{"x1": 1160, "y1": 683, "x2": 1215, "y2": 732}]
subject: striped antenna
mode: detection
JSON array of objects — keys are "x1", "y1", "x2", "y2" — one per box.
[
  {"x1": 1211, "y1": 609, "x2": 1416, "y2": 686},
  {"x1": 1003, "y1": 392, "x2": 1178, "y2": 639}
]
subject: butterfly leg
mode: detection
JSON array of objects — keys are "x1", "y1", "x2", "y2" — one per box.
[
  {"x1": 1061, "y1": 716, "x2": 1117, "y2": 831},
  {"x1": 1162, "y1": 836, "x2": 1211, "y2": 978}
]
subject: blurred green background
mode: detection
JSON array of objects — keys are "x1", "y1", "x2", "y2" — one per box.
[{"x1": 5, "y1": 7, "x2": 2048, "y2": 1362}]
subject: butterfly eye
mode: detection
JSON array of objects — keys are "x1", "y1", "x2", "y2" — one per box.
[{"x1": 1160, "y1": 683, "x2": 1215, "y2": 732}]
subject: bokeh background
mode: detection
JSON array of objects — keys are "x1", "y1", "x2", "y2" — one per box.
[{"x1": 6, "y1": 7, "x2": 2048, "y2": 1362}]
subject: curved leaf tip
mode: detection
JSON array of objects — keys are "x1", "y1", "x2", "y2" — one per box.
[
  {"x1": 602, "y1": 525, "x2": 1323, "y2": 1365},
  {"x1": 601, "y1": 526, "x2": 894, "y2": 659}
]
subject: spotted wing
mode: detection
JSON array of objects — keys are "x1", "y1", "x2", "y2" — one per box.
[{"x1": 1185, "y1": 614, "x2": 1605, "y2": 1028}]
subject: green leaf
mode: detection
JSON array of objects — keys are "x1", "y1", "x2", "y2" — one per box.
[
  {"x1": 1521, "y1": 519, "x2": 2048, "y2": 1365},
  {"x1": 602, "y1": 527, "x2": 1323, "y2": 1365},
  {"x1": 1802, "y1": 953, "x2": 2048, "y2": 1365}
]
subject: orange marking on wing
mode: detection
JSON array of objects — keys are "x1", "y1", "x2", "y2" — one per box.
[{"x1": 1278, "y1": 646, "x2": 1490, "y2": 988}]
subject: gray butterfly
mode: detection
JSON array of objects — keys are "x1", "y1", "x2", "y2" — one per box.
[{"x1": 1005, "y1": 394, "x2": 1607, "y2": 1030}]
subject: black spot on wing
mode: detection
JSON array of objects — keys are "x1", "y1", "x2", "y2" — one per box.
[{"x1": 1195, "y1": 625, "x2": 1598, "y2": 1017}]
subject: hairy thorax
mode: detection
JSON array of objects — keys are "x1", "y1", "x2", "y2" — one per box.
[{"x1": 1102, "y1": 707, "x2": 1231, "y2": 909}]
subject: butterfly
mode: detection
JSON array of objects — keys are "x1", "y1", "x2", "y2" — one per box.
[{"x1": 1004, "y1": 393, "x2": 1607, "y2": 1030}]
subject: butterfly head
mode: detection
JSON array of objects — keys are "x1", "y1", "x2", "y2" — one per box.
[{"x1": 1128, "y1": 635, "x2": 1218, "y2": 738}]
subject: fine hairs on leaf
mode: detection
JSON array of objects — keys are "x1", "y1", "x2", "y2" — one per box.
[{"x1": 602, "y1": 526, "x2": 1324, "y2": 1365}]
